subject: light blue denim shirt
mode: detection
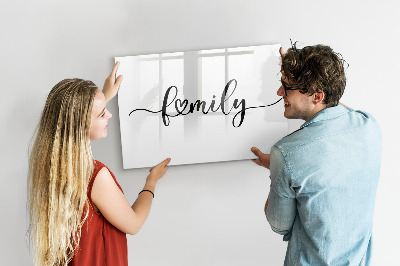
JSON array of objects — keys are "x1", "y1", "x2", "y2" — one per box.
[{"x1": 266, "y1": 105, "x2": 382, "y2": 266}]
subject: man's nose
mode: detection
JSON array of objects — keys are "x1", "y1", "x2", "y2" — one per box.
[{"x1": 277, "y1": 85, "x2": 285, "y2": 97}]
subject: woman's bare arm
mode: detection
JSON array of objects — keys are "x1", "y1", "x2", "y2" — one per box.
[{"x1": 91, "y1": 158, "x2": 171, "y2": 235}]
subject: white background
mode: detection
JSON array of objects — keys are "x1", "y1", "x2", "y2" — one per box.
[{"x1": 1, "y1": 0, "x2": 399, "y2": 265}]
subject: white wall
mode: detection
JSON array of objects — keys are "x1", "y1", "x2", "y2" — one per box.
[{"x1": 1, "y1": 0, "x2": 399, "y2": 265}]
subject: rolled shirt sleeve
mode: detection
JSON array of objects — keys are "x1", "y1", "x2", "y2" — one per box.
[{"x1": 266, "y1": 145, "x2": 297, "y2": 241}]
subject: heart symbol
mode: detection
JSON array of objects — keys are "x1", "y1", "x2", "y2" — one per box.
[{"x1": 175, "y1": 99, "x2": 188, "y2": 114}]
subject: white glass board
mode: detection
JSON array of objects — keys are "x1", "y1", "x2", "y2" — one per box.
[{"x1": 115, "y1": 44, "x2": 288, "y2": 169}]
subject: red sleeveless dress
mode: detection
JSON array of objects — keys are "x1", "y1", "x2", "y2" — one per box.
[{"x1": 69, "y1": 160, "x2": 128, "y2": 266}]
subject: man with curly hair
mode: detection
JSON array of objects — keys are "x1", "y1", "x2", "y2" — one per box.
[{"x1": 251, "y1": 43, "x2": 381, "y2": 266}]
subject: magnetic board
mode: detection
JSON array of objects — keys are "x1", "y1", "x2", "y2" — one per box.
[{"x1": 115, "y1": 44, "x2": 288, "y2": 169}]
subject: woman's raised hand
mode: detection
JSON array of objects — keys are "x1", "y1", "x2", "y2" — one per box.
[{"x1": 103, "y1": 61, "x2": 123, "y2": 103}]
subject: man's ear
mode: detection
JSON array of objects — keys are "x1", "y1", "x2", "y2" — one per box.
[{"x1": 313, "y1": 92, "x2": 325, "y2": 105}]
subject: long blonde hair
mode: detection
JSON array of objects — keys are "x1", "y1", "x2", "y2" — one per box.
[{"x1": 28, "y1": 79, "x2": 98, "y2": 265}]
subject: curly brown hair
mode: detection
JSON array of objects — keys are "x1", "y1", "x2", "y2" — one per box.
[{"x1": 281, "y1": 42, "x2": 348, "y2": 107}]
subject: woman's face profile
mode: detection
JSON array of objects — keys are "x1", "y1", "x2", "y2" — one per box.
[{"x1": 90, "y1": 89, "x2": 112, "y2": 141}]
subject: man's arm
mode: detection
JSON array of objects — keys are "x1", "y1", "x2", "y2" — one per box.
[
  {"x1": 251, "y1": 145, "x2": 296, "y2": 238},
  {"x1": 265, "y1": 146, "x2": 297, "y2": 240},
  {"x1": 266, "y1": 188, "x2": 296, "y2": 238},
  {"x1": 251, "y1": 147, "x2": 270, "y2": 169}
]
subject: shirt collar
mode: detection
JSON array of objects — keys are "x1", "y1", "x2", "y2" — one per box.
[{"x1": 300, "y1": 105, "x2": 349, "y2": 129}]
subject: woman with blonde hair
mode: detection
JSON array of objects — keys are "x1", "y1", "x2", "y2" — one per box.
[{"x1": 28, "y1": 62, "x2": 170, "y2": 266}]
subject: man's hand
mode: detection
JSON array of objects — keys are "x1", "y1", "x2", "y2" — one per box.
[
  {"x1": 279, "y1": 46, "x2": 285, "y2": 57},
  {"x1": 103, "y1": 61, "x2": 123, "y2": 103},
  {"x1": 251, "y1": 147, "x2": 271, "y2": 169}
]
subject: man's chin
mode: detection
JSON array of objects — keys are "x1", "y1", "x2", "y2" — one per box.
[{"x1": 283, "y1": 111, "x2": 292, "y2": 119}]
